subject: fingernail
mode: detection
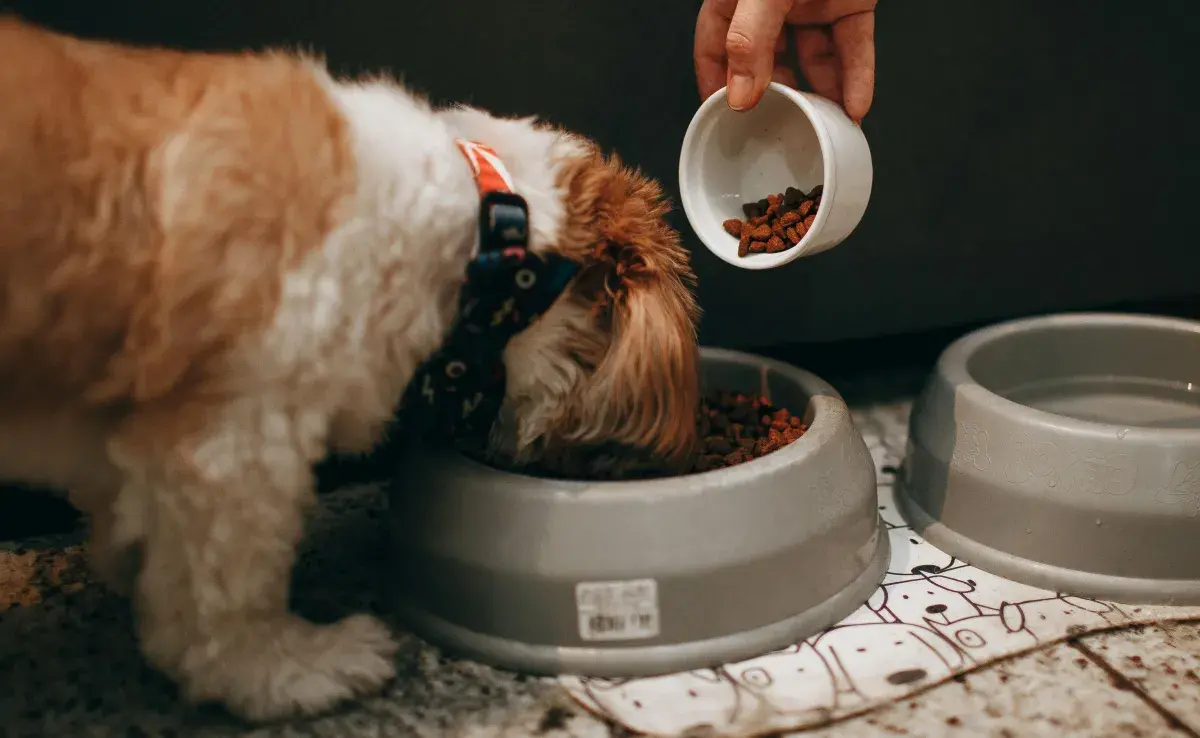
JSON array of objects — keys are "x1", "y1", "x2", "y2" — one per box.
[{"x1": 727, "y1": 74, "x2": 754, "y2": 111}]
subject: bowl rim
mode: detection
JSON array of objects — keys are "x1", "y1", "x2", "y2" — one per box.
[
  {"x1": 937, "y1": 312, "x2": 1200, "y2": 442},
  {"x1": 678, "y1": 82, "x2": 835, "y2": 271},
  {"x1": 401, "y1": 346, "x2": 854, "y2": 501}
]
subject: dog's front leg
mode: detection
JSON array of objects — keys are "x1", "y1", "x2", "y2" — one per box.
[
  {"x1": 113, "y1": 402, "x2": 398, "y2": 721},
  {"x1": 71, "y1": 484, "x2": 143, "y2": 597}
]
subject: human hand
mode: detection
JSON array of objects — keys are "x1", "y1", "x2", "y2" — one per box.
[{"x1": 694, "y1": 0, "x2": 877, "y2": 121}]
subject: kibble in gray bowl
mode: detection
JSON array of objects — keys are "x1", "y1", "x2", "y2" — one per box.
[{"x1": 388, "y1": 347, "x2": 887, "y2": 677}]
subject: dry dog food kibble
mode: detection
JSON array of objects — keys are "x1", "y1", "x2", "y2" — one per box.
[
  {"x1": 721, "y1": 185, "x2": 823, "y2": 258},
  {"x1": 462, "y1": 390, "x2": 807, "y2": 478},
  {"x1": 690, "y1": 390, "x2": 807, "y2": 473}
]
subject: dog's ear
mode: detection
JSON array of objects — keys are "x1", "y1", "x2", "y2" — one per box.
[
  {"x1": 557, "y1": 157, "x2": 702, "y2": 470},
  {"x1": 586, "y1": 244, "x2": 700, "y2": 467}
]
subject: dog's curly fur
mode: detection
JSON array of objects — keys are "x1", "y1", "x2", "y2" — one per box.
[{"x1": 0, "y1": 16, "x2": 700, "y2": 721}]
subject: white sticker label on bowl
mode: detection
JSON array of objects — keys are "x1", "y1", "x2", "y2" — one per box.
[{"x1": 574, "y1": 578, "x2": 660, "y2": 642}]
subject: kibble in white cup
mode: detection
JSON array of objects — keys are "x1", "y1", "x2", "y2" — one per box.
[{"x1": 679, "y1": 82, "x2": 873, "y2": 270}]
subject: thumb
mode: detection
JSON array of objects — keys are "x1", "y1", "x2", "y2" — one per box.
[{"x1": 724, "y1": 0, "x2": 792, "y2": 111}]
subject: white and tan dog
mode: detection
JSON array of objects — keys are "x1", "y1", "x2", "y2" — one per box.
[{"x1": 0, "y1": 16, "x2": 700, "y2": 721}]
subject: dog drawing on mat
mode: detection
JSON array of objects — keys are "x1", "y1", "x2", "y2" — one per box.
[{"x1": 0, "y1": 16, "x2": 700, "y2": 721}]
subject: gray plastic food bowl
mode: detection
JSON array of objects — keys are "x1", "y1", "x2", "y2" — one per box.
[
  {"x1": 388, "y1": 347, "x2": 887, "y2": 677},
  {"x1": 900, "y1": 313, "x2": 1200, "y2": 605}
]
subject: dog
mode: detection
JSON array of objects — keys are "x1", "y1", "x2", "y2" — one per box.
[{"x1": 0, "y1": 16, "x2": 700, "y2": 721}]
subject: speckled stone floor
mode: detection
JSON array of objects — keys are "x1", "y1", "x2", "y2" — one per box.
[
  {"x1": 2, "y1": 375, "x2": 1198, "y2": 737},
  {"x1": 0, "y1": 485, "x2": 588, "y2": 738}
]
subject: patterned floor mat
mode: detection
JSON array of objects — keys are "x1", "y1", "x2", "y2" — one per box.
[{"x1": 558, "y1": 402, "x2": 1200, "y2": 736}]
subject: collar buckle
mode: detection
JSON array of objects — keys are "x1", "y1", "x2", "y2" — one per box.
[{"x1": 479, "y1": 191, "x2": 530, "y2": 253}]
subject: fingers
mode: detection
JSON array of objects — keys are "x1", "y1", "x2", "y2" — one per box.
[
  {"x1": 695, "y1": 0, "x2": 877, "y2": 119},
  {"x1": 773, "y1": 33, "x2": 798, "y2": 89},
  {"x1": 794, "y1": 26, "x2": 842, "y2": 106},
  {"x1": 724, "y1": 0, "x2": 793, "y2": 110},
  {"x1": 772, "y1": 63, "x2": 799, "y2": 90},
  {"x1": 695, "y1": 0, "x2": 734, "y2": 101},
  {"x1": 832, "y1": 11, "x2": 875, "y2": 121},
  {"x1": 785, "y1": 0, "x2": 877, "y2": 25}
]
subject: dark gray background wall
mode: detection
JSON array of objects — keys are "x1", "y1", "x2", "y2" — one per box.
[{"x1": 8, "y1": 0, "x2": 1200, "y2": 348}]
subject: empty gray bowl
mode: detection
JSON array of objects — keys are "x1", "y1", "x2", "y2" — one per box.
[
  {"x1": 388, "y1": 347, "x2": 887, "y2": 677},
  {"x1": 900, "y1": 313, "x2": 1200, "y2": 605}
]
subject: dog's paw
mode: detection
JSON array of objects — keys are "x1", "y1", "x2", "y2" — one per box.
[{"x1": 167, "y1": 613, "x2": 399, "y2": 722}]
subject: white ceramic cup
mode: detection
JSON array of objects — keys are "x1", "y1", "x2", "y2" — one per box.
[{"x1": 679, "y1": 82, "x2": 873, "y2": 270}]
